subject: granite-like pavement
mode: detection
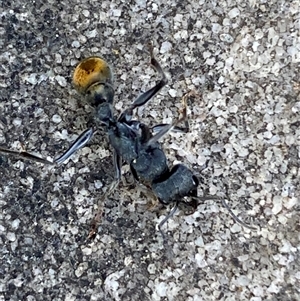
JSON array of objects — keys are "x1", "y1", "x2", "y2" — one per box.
[{"x1": 0, "y1": 1, "x2": 299, "y2": 300}]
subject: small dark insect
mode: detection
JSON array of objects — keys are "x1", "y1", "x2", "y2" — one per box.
[{"x1": 0, "y1": 44, "x2": 256, "y2": 241}]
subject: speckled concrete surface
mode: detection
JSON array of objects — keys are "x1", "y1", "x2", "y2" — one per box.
[{"x1": 0, "y1": 1, "x2": 299, "y2": 300}]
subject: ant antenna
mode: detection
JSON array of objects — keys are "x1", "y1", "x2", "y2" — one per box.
[
  {"x1": 221, "y1": 198, "x2": 257, "y2": 230},
  {"x1": 157, "y1": 192, "x2": 257, "y2": 246},
  {"x1": 193, "y1": 195, "x2": 257, "y2": 230},
  {"x1": 221, "y1": 183, "x2": 258, "y2": 230},
  {"x1": 0, "y1": 146, "x2": 53, "y2": 165}
]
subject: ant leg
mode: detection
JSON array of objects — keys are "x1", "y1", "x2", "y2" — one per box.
[
  {"x1": 88, "y1": 150, "x2": 122, "y2": 239},
  {"x1": 118, "y1": 44, "x2": 168, "y2": 121},
  {"x1": 0, "y1": 128, "x2": 94, "y2": 165},
  {"x1": 0, "y1": 146, "x2": 53, "y2": 165},
  {"x1": 151, "y1": 90, "x2": 199, "y2": 134},
  {"x1": 158, "y1": 201, "x2": 179, "y2": 243},
  {"x1": 130, "y1": 44, "x2": 168, "y2": 108},
  {"x1": 102, "y1": 150, "x2": 122, "y2": 198},
  {"x1": 151, "y1": 122, "x2": 189, "y2": 134},
  {"x1": 54, "y1": 128, "x2": 94, "y2": 164},
  {"x1": 146, "y1": 94, "x2": 188, "y2": 146},
  {"x1": 151, "y1": 90, "x2": 196, "y2": 135}
]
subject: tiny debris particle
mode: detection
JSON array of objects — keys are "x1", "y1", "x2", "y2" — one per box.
[
  {"x1": 168, "y1": 88, "x2": 177, "y2": 97},
  {"x1": 228, "y1": 7, "x2": 240, "y2": 19},
  {"x1": 206, "y1": 57, "x2": 216, "y2": 65},
  {"x1": 160, "y1": 41, "x2": 172, "y2": 54},
  {"x1": 147, "y1": 264, "x2": 156, "y2": 274},
  {"x1": 272, "y1": 196, "x2": 282, "y2": 214},
  {"x1": 267, "y1": 282, "x2": 280, "y2": 294},
  {"x1": 278, "y1": 215, "x2": 287, "y2": 225},
  {"x1": 55, "y1": 75, "x2": 67, "y2": 87},
  {"x1": 81, "y1": 247, "x2": 92, "y2": 256},
  {"x1": 51, "y1": 199, "x2": 59, "y2": 208},
  {"x1": 24, "y1": 73, "x2": 38, "y2": 85},
  {"x1": 124, "y1": 256, "x2": 133, "y2": 266},
  {"x1": 279, "y1": 240, "x2": 296, "y2": 253},
  {"x1": 283, "y1": 197, "x2": 297, "y2": 209},
  {"x1": 195, "y1": 253, "x2": 207, "y2": 268},
  {"x1": 75, "y1": 262, "x2": 88, "y2": 277},
  {"x1": 82, "y1": 9, "x2": 90, "y2": 17},
  {"x1": 269, "y1": 135, "x2": 280, "y2": 144},
  {"x1": 112, "y1": 9, "x2": 122, "y2": 17},
  {"x1": 13, "y1": 118, "x2": 22, "y2": 127},
  {"x1": 13, "y1": 276, "x2": 24, "y2": 287},
  {"x1": 55, "y1": 53, "x2": 62, "y2": 64},
  {"x1": 94, "y1": 180, "x2": 103, "y2": 189},
  {"x1": 152, "y1": 3, "x2": 158, "y2": 12},
  {"x1": 230, "y1": 223, "x2": 242, "y2": 233},
  {"x1": 86, "y1": 29, "x2": 97, "y2": 38},
  {"x1": 156, "y1": 282, "x2": 167, "y2": 297},
  {"x1": 253, "y1": 286, "x2": 264, "y2": 297},
  {"x1": 237, "y1": 254, "x2": 249, "y2": 262},
  {"x1": 72, "y1": 40, "x2": 80, "y2": 48},
  {"x1": 11, "y1": 219, "x2": 20, "y2": 229},
  {"x1": 7, "y1": 232, "x2": 16, "y2": 242},
  {"x1": 195, "y1": 236, "x2": 204, "y2": 247},
  {"x1": 229, "y1": 105, "x2": 238, "y2": 113},
  {"x1": 236, "y1": 275, "x2": 250, "y2": 286},
  {"x1": 52, "y1": 114, "x2": 62, "y2": 123},
  {"x1": 220, "y1": 33, "x2": 234, "y2": 44},
  {"x1": 48, "y1": 268, "x2": 56, "y2": 276},
  {"x1": 212, "y1": 23, "x2": 222, "y2": 33}
]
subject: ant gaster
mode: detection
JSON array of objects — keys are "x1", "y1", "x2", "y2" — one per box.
[{"x1": 0, "y1": 44, "x2": 256, "y2": 240}]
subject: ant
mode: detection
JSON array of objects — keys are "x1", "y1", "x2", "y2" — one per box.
[{"x1": 0, "y1": 44, "x2": 256, "y2": 241}]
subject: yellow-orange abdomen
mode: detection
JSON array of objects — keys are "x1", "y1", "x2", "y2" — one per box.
[{"x1": 72, "y1": 57, "x2": 113, "y2": 95}]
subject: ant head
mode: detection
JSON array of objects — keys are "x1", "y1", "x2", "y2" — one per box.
[
  {"x1": 86, "y1": 82, "x2": 114, "y2": 106},
  {"x1": 73, "y1": 56, "x2": 114, "y2": 105}
]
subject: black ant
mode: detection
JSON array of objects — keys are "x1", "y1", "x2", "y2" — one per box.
[{"x1": 0, "y1": 44, "x2": 256, "y2": 241}]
